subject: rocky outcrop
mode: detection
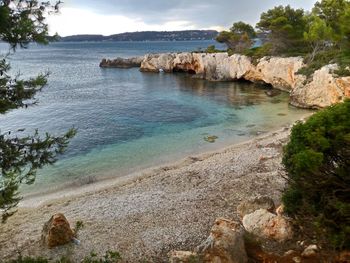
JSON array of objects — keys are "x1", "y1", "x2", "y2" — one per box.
[
  {"x1": 250, "y1": 57, "x2": 304, "y2": 91},
  {"x1": 291, "y1": 65, "x2": 350, "y2": 108},
  {"x1": 41, "y1": 213, "x2": 74, "y2": 248},
  {"x1": 242, "y1": 208, "x2": 293, "y2": 242},
  {"x1": 104, "y1": 52, "x2": 350, "y2": 108},
  {"x1": 197, "y1": 218, "x2": 248, "y2": 263},
  {"x1": 100, "y1": 56, "x2": 143, "y2": 68},
  {"x1": 140, "y1": 52, "x2": 304, "y2": 87}
]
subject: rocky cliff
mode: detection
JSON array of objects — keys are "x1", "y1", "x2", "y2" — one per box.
[{"x1": 101, "y1": 52, "x2": 350, "y2": 108}]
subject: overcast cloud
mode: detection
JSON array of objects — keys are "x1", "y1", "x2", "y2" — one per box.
[{"x1": 48, "y1": 0, "x2": 317, "y2": 36}]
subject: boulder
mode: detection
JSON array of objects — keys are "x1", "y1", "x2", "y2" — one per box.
[
  {"x1": 242, "y1": 209, "x2": 293, "y2": 242},
  {"x1": 41, "y1": 213, "x2": 74, "y2": 248},
  {"x1": 197, "y1": 218, "x2": 248, "y2": 263},
  {"x1": 169, "y1": 251, "x2": 200, "y2": 263},
  {"x1": 99, "y1": 56, "x2": 143, "y2": 68},
  {"x1": 237, "y1": 196, "x2": 275, "y2": 219},
  {"x1": 301, "y1": 244, "x2": 318, "y2": 258}
]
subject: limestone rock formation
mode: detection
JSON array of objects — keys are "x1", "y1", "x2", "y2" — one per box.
[
  {"x1": 106, "y1": 52, "x2": 350, "y2": 108},
  {"x1": 100, "y1": 56, "x2": 143, "y2": 68},
  {"x1": 242, "y1": 209, "x2": 293, "y2": 242},
  {"x1": 237, "y1": 196, "x2": 275, "y2": 219},
  {"x1": 41, "y1": 213, "x2": 74, "y2": 248},
  {"x1": 252, "y1": 57, "x2": 304, "y2": 91},
  {"x1": 197, "y1": 218, "x2": 248, "y2": 263},
  {"x1": 291, "y1": 65, "x2": 350, "y2": 108},
  {"x1": 140, "y1": 53, "x2": 177, "y2": 72}
]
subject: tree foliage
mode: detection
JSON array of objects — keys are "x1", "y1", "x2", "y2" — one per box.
[
  {"x1": 313, "y1": 0, "x2": 348, "y2": 42},
  {"x1": 282, "y1": 100, "x2": 350, "y2": 249},
  {"x1": 0, "y1": 0, "x2": 75, "y2": 222},
  {"x1": 303, "y1": 15, "x2": 333, "y2": 62},
  {"x1": 216, "y1": 21, "x2": 255, "y2": 53},
  {"x1": 256, "y1": 5, "x2": 307, "y2": 54}
]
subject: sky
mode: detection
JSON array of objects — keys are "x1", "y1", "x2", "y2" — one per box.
[{"x1": 47, "y1": 0, "x2": 318, "y2": 36}]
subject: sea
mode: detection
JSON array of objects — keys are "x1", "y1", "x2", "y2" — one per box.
[{"x1": 0, "y1": 40, "x2": 310, "y2": 196}]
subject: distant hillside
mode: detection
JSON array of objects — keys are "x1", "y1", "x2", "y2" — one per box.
[{"x1": 59, "y1": 30, "x2": 218, "y2": 42}]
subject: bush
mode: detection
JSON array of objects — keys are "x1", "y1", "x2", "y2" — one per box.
[
  {"x1": 297, "y1": 49, "x2": 350, "y2": 78},
  {"x1": 282, "y1": 100, "x2": 350, "y2": 249},
  {"x1": 2, "y1": 251, "x2": 122, "y2": 263}
]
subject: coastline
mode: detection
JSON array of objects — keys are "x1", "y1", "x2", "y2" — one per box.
[
  {"x1": 0, "y1": 114, "x2": 312, "y2": 261},
  {"x1": 19, "y1": 115, "x2": 309, "y2": 209}
]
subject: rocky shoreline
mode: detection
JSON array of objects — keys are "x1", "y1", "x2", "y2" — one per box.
[
  {"x1": 0, "y1": 125, "x2": 301, "y2": 262},
  {"x1": 100, "y1": 52, "x2": 350, "y2": 109}
]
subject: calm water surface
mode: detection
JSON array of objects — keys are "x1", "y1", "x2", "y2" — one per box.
[{"x1": 0, "y1": 41, "x2": 310, "y2": 195}]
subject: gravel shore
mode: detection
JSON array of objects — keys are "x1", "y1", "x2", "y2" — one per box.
[{"x1": 0, "y1": 126, "x2": 295, "y2": 262}]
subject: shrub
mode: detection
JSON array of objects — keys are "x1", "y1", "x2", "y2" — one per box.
[{"x1": 282, "y1": 99, "x2": 350, "y2": 249}]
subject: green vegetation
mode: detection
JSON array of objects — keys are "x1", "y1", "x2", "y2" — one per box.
[
  {"x1": 2, "y1": 251, "x2": 122, "y2": 263},
  {"x1": 215, "y1": 0, "x2": 350, "y2": 77},
  {"x1": 74, "y1": 220, "x2": 84, "y2": 235},
  {"x1": 0, "y1": 0, "x2": 76, "y2": 222},
  {"x1": 256, "y1": 5, "x2": 307, "y2": 55},
  {"x1": 216, "y1": 21, "x2": 256, "y2": 53},
  {"x1": 204, "y1": 45, "x2": 224, "y2": 53},
  {"x1": 282, "y1": 100, "x2": 350, "y2": 249}
]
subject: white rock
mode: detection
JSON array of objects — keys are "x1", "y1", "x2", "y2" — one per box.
[
  {"x1": 242, "y1": 209, "x2": 293, "y2": 242},
  {"x1": 301, "y1": 244, "x2": 318, "y2": 258}
]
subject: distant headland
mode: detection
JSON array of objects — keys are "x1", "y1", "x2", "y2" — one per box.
[{"x1": 58, "y1": 30, "x2": 218, "y2": 42}]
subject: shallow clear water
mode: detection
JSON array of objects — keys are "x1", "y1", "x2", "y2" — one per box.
[{"x1": 0, "y1": 41, "x2": 310, "y2": 195}]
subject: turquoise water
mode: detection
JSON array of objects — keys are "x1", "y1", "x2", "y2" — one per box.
[{"x1": 0, "y1": 41, "x2": 310, "y2": 195}]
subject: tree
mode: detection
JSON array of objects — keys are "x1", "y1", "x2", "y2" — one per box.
[
  {"x1": 339, "y1": 3, "x2": 350, "y2": 48},
  {"x1": 313, "y1": 0, "x2": 349, "y2": 42},
  {"x1": 230, "y1": 21, "x2": 256, "y2": 38},
  {"x1": 282, "y1": 100, "x2": 350, "y2": 249},
  {"x1": 303, "y1": 15, "x2": 333, "y2": 62},
  {"x1": 0, "y1": 0, "x2": 75, "y2": 222},
  {"x1": 216, "y1": 21, "x2": 256, "y2": 53},
  {"x1": 256, "y1": 5, "x2": 307, "y2": 54}
]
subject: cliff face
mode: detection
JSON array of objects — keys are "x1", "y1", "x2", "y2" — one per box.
[
  {"x1": 140, "y1": 53, "x2": 350, "y2": 108},
  {"x1": 108, "y1": 52, "x2": 350, "y2": 109},
  {"x1": 291, "y1": 65, "x2": 350, "y2": 108}
]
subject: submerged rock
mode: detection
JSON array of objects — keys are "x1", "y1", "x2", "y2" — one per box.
[
  {"x1": 41, "y1": 213, "x2": 74, "y2": 248},
  {"x1": 204, "y1": 135, "x2": 218, "y2": 143},
  {"x1": 197, "y1": 218, "x2": 248, "y2": 263},
  {"x1": 265, "y1": 89, "x2": 281, "y2": 97}
]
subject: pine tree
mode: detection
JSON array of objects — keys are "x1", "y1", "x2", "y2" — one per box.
[{"x1": 0, "y1": 0, "x2": 75, "y2": 222}]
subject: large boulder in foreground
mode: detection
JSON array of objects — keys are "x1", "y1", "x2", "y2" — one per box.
[
  {"x1": 197, "y1": 218, "x2": 248, "y2": 263},
  {"x1": 41, "y1": 213, "x2": 74, "y2": 248},
  {"x1": 242, "y1": 209, "x2": 293, "y2": 242}
]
